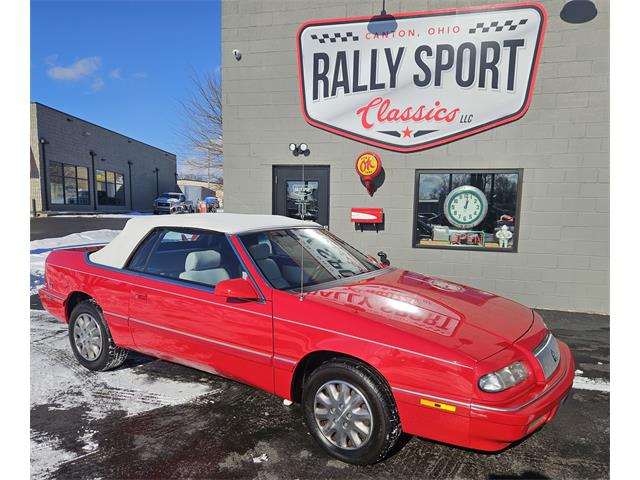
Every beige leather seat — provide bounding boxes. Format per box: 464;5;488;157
249;243;290;289
179;250;230;286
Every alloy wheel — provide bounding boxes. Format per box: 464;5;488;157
313;380;373;450
73;313;103;361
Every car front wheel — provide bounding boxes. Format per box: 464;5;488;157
302;359;402;465
68;300;128;371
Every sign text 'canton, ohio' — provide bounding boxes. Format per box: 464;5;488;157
297;3;546;152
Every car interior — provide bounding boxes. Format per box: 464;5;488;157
242;232;311;289
130;229;245;287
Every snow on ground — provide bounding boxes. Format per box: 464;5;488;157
572;371;610;392
30;309;218;478
30;228;221;478
30;310;216;419
30;229;120;294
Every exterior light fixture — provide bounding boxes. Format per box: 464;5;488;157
368;0;397;34
233;49;242;61
560;0;597;24
289;143;310;157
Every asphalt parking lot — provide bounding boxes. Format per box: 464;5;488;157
30;217;610;479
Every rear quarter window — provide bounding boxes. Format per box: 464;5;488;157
127;230;162;272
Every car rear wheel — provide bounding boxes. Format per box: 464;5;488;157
302;359;402;465
68;300;128;371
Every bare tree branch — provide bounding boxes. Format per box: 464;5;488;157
180;71;223;184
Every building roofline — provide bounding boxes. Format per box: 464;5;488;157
30;101;177;158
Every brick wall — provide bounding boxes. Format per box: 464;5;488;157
221;0;609;314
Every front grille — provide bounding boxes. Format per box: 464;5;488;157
157;202;170;207
533;333;561;379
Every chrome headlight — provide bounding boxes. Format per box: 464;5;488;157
478;361;529;393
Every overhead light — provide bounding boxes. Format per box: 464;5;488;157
368;0;397;34
560;0;598;24
289;143;311;157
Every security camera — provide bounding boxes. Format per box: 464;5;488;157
232;49;242;61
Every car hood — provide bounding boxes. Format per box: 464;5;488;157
157;197;179;202
304;268;534;363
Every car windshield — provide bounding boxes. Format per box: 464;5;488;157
161;193;181;199
240;228;381;291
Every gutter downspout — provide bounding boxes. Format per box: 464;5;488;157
89;150;97;211
127;160;134;209
39;138;50;212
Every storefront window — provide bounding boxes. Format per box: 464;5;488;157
413;169;522;251
49;161;90;205
96;169;125;206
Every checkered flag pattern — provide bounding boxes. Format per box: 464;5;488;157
310;31;359;44
468;19;528;34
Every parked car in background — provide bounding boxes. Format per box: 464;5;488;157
39;214;574;465
153;192;193;214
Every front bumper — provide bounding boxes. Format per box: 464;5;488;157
393;340;575;451
154;206;176;214
466;340;575;450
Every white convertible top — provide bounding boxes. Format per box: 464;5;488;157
90;213;319;269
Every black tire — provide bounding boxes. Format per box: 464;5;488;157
68;299;128;371
302;358;402;465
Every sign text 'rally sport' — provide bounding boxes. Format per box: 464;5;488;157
297;3;547;152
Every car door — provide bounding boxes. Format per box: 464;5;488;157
126;228;274;393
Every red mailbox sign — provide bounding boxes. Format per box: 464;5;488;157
351;208;384;223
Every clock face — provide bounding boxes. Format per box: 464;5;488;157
444;186;488;229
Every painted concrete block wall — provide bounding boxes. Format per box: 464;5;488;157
31;103;177;212
221;0;609;314
30;103;44;214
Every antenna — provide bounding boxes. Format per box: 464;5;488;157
300;161;305;301
381;0;386;15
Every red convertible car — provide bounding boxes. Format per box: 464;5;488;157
39;214;574;464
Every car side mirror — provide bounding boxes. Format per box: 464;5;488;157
377;251;390;266
214;278;260;300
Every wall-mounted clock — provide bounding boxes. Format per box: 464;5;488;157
444;186;488;229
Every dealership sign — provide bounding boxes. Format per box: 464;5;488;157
297;3;546;152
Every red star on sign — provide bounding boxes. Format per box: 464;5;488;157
402;126;413;138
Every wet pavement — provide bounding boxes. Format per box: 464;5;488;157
30;295;609;480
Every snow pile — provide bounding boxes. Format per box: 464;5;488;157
252;454;269;464
30;229;120;295
573;370;610;392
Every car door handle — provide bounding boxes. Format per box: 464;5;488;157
134;292;147;301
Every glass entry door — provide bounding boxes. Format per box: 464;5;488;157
272;166;330;227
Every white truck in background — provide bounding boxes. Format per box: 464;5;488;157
153;192;194;214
